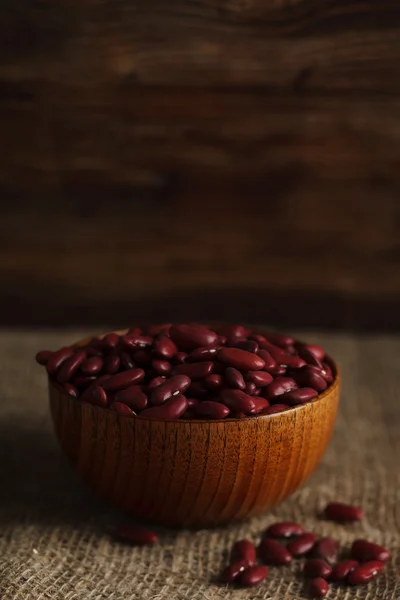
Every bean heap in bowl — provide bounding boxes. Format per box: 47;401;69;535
36;324;334;420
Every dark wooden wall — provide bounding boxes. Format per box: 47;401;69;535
1;1;399;329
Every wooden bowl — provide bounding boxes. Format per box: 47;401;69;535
49;332;340;527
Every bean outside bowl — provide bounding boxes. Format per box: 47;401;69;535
49;329;340;527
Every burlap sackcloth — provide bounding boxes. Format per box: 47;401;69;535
0;330;399;600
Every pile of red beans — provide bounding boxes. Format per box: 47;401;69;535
35;323;334;419
114;502;390;598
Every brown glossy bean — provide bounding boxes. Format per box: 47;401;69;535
256;349;278;371
249;397;270;414
235;340;259;353
259;538;292;565
152;335;177;360
63;383;78;397
187;382;208;398
308;577;329;598
35;350;53;365
239;565;268;587
91;385;109;408
104;354;120;374
265;522;304;538
231;540;257;566
102;369;145;393
287;533;317;556
113;401;136;415
81;356;103;376
194;401;230;419
57;350;87;383
263;377;298;400
347;561;384;585
220;389;256;413
225;367;246;390
351;539;389;563
280;387;319;406
245;371;273;387
173;361;214;380
265;333;294;347
303;559;332;579
151;375;191;405
46;347;74;376
312;538;338;565
147;376;166;390
295;367;327;392
169;324;218;350
120;352;136;370
103;332;120;349
324;502;364;523
140;393;188;419
217;348;265;371
204;374;223;390
115;386;148;411
261;403;290;415
329;560;358;582
173;351;188;364
132;350;152;365
151;359;172;376
221;560;248;583
115;524;158;545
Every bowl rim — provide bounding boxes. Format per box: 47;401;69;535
49;328;340;424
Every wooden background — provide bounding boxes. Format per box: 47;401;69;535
1;0;399;329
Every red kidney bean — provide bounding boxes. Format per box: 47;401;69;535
151;375;191;405
298;347;324;369
308;577;329;598
329;560;358;582
115;525;158;545
115;386;148;411
287;533;317;556
265;522;304;538
264;344;306;369
267;364;287;376
261;403;290;415
217;348;265;371
347;561;384;585
120;352;136;370
225;367;246;390
249;397;270;414
245;371;273;387
46;347;75;376
231;540;257;566
244;382;257;395
63;383;78;397
301;344;325;361
239;565;268;587
101;368;145;393
214;324;248;341
235;340;259;353
122;334;153;350
194;401;230;419
173;351;188;364
256;349;278;371
220;390;256;414
324;502;364;523
103;332;120;349
188;346;219;362
265;333;294;347
248;333;266;343
104;354;120;374
151;359;172;376
141;393;188;419
221;560;248;583
321;363;333;383
153;335;177;359
132;350;152;365
147;376;166;390
57;350;87;383
303;559;332;579
146;323;172;336
173;361;214;380
295;367;327;392
280;387;319;406
35;350;53;365
186;397;199;409
79;374;110;401
187;382;208;398
259;538;292;566
81;356;103;376
312;538;338;565
113;401;136;415
91;385;109;408
204;374;223;390
263;377;297;400
169;324;218;350
86;346;103;357
351;539;389;563
71;375;96;388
